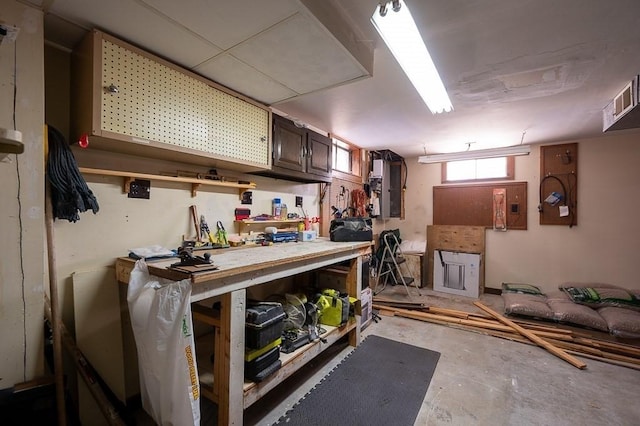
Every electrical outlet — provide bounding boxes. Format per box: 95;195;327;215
510;203;519;214
128;179;150;199
0;24;20;45
295;196;303;207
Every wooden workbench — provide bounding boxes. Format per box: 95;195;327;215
116;238;371;425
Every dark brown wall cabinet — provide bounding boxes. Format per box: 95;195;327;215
258;115;332;183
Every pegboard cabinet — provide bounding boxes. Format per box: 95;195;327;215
72;30;271;172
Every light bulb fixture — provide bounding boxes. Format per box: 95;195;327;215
378;3;388;17
371;0;453;114
418;145;531;164
0;127;23;160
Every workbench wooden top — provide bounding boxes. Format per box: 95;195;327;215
116;238;371;289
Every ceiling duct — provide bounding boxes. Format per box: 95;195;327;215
603;75;640;132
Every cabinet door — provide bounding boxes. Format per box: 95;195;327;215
272;116;306;172
307;130;333;178
73;30;270;171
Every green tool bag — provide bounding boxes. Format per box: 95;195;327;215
315;289;350;327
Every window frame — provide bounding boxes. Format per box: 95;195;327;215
330;135;362;183
441;156;515;184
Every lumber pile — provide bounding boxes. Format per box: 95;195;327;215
372;298;640;371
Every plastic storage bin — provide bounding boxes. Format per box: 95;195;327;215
245;302;286;349
244;346;281;382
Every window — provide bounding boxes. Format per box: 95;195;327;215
331;136;362;183
442;156;514;183
332;138;352;173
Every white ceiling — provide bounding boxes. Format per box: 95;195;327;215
32;0;640;157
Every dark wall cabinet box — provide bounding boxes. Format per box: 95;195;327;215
254;115;332;183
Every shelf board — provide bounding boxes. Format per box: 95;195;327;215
79;167;256;197
234;219;303;225
234;219;304;234
242;320;356;408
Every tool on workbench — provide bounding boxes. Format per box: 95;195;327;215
200;215;216;243
190;205;201;241
216;221;228;245
170;246;212;267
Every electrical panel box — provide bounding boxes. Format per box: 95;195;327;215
373;159;402;218
372;159;384;178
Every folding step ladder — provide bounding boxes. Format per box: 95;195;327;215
373;231;421;299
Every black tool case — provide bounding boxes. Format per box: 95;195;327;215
329;218;373;242
245;302;286;349
244;346;281;382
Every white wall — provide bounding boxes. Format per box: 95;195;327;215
0;2;45;389
390;131;640;292
52;148;321;329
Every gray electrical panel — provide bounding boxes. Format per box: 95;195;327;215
378;159;402;218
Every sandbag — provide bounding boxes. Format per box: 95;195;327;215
598;307;640;339
502;293;555;320
127;259;200;426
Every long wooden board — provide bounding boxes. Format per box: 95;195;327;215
474;302;587;369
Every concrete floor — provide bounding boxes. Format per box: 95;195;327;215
242;286;640;426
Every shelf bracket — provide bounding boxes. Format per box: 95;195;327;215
123;177;134;194
191;183;201;197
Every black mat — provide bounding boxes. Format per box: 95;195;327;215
275;335;440;426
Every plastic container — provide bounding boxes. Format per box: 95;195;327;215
245;302;286;349
245;358;281;382
244;346;280;380
245;337;282;362
272;198;282;219
311;217;320;235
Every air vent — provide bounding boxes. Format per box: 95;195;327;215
603;75;640;132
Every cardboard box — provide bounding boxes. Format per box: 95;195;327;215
298;230;317;242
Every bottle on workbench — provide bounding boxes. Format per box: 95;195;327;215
272;198;282;219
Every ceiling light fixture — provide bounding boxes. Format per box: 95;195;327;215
0;127;23;161
418;145;531;164
371;0;453;114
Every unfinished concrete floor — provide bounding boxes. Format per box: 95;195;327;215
243;285;640;426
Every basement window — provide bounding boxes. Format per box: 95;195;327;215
442;157;514;183
331;136;362;182
333;138;352;173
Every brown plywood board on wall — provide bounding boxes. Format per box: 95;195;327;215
426;225;485;292
539;143;578;226
433;182;527;230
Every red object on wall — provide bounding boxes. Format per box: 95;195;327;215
78;133;89;148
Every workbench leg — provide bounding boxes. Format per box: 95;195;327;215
346;256;362;347
217;289;246;425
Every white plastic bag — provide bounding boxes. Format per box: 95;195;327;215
127;259;201;426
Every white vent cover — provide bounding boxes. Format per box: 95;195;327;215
603;75;640;132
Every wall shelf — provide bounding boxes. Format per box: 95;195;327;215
79;167;256;197
234;219;303;234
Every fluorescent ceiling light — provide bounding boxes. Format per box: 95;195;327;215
418;145;531;164
371;0;453;114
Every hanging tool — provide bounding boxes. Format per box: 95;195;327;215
216;221;228;245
